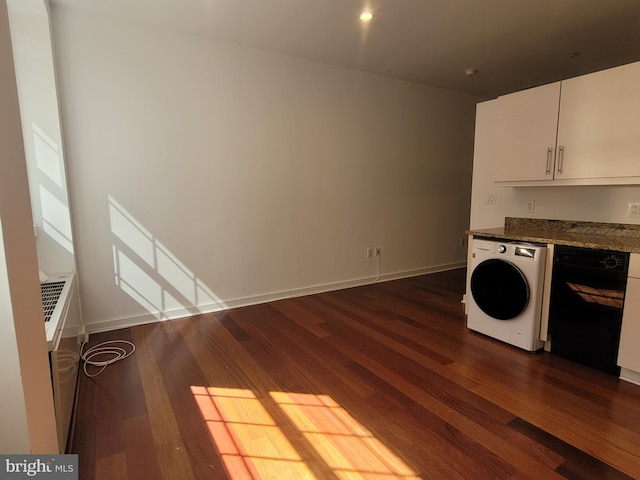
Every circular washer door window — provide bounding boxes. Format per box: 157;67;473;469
470;258;530;320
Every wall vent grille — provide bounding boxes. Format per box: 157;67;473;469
41;281;65;323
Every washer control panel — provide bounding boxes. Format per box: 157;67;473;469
472;239;542;260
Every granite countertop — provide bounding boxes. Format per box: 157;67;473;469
467;218;640;254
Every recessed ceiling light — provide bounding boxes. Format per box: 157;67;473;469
360;12;374;22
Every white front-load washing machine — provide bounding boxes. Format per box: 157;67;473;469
467;238;547;351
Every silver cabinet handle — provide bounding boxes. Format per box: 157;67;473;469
557;145;564;174
546;147;553;174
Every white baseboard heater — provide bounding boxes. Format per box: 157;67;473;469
41;272;81;453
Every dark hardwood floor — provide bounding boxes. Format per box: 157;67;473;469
71;268;640;479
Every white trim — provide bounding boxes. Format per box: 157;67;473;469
620;367;640;386
494;176;640;187
85;262;466;334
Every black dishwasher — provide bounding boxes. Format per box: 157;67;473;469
548;245;629;375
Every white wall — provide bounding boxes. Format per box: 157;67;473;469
51;7;481;332
470;99;640;230
0;0;58;453
8;0;75;276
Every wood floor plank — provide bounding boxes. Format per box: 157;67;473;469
145;325;225;480
95;451;127;480
509;418;633;480
122;414;162;480
71;268;640;479
93;357;125;460
130;324;196;480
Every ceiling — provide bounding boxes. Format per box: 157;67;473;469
49;0;640;99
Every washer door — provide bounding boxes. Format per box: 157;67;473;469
471;258;530;320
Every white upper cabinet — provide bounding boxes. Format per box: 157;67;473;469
494;82;561;182
494;61;640;185
556;62;640;180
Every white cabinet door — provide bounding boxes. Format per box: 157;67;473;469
556;62;640;180
618;254;640;372
494;82;561;182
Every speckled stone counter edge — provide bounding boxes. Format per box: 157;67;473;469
505;217;640;238
467;218;640;254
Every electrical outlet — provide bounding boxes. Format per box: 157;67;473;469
459;236;466;247
375;247;381;257
484;192;497;204
525;200;535;214
628;202;640;218
366;248;374;258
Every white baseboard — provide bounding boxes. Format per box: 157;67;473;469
620;367;640;386
85;262;466;335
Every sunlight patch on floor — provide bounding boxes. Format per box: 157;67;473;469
192;386;419;479
192;386;315;479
